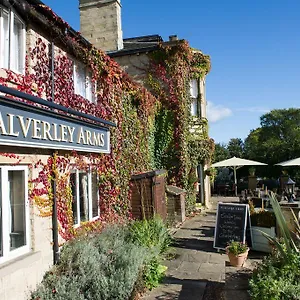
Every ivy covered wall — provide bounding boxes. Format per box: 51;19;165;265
0;4;158;240
146;42;214;211
0;2;214;241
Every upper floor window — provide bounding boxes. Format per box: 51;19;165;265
73;62;95;103
190;79;198;99
0;7;25;73
70;170;99;226
190;79;199;117
0;166;30;264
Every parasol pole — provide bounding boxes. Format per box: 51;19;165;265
234;166;237;196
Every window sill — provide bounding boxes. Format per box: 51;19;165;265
0;251;42;277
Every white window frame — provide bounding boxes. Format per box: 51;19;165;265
0;166;30;264
190;79;199;117
190;79;198;99
71;170;99;226
0;6;26;74
73;61;96;103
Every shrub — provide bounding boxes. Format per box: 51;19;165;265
129;216;171;290
250;210;276;228
31;226;148;300
143;258;168;290
250;250;300;300
249;192;300;299
31;219;172;300
129;215;172;255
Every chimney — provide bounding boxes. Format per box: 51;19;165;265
169;35;178;42
79;0;123;52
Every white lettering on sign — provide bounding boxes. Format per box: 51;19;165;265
0;112;107;150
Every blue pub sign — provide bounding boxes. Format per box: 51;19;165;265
0;98;110;154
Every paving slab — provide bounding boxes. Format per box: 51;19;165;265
223;252;264;300
143;197;227;300
142;196;266;300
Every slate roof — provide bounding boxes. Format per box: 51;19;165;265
109;34;185;58
108;34;163;57
123;34;163;50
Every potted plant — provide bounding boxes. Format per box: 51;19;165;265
226;241;249;267
249;203;276;253
249;167;256;176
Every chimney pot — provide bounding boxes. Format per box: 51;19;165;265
169;35;178;42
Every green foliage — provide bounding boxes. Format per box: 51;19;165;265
250;192;300;300
143;258;168;290
147;42;213;213
250;250;300;300
213;143;230;163
244;108;300;179
184;184;197;214
250;210;276;228
129;217;171;290
31;226;148;300
262;192;299;260
227;138;244;158
248;166;256;175
129;216;173;255
152;109;175;170
144;260;168;290
191;51;211;79
226;241;248;256
188;137;215;167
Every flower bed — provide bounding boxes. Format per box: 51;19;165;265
30;217;172;300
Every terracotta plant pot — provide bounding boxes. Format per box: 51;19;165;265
226;247;249;267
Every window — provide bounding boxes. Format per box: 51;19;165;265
70;170;99;225
73;62;95;103
190;79;199;117
190;79;198;98
0;7;25;73
0;166;30;263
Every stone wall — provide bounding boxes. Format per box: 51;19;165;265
0;17;80;300
0;153;53;300
114;53;150;85
79;0;123;52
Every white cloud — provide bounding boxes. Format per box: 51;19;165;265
235;107;270;113
207;101;232;123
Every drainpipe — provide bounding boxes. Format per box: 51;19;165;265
197;164;205;205
197;78;205;205
50;41;59;265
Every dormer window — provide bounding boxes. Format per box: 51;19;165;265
73;62;95;103
190;79;198;117
0;7;25;73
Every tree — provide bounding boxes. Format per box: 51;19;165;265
244;108;300;179
213;143;230;163
227;138;244;158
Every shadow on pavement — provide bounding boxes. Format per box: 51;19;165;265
173;237;219;253
150;276;224;300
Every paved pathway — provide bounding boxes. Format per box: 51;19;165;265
143;197;261;300
143;197;233;300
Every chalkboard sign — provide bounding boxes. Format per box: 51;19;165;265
214;203;250;250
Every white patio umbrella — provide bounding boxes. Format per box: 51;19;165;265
275;157;300;167
211;156;267;196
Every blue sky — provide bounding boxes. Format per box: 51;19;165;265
43;0;300;144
